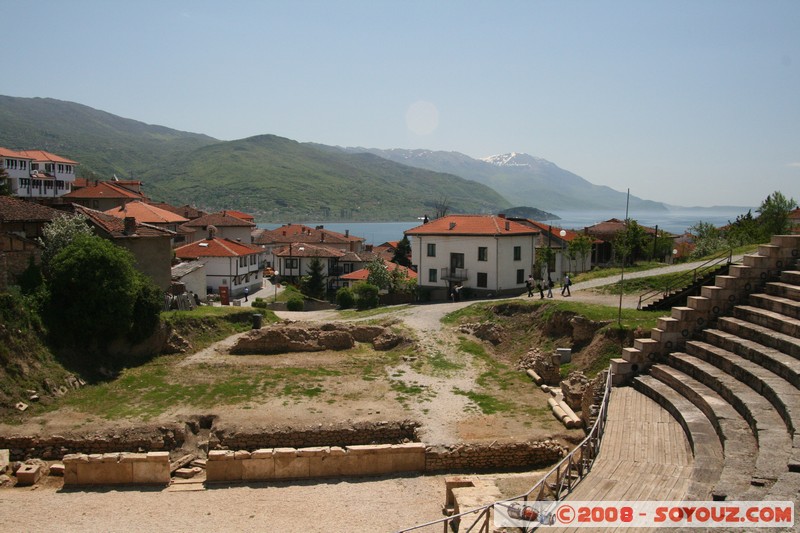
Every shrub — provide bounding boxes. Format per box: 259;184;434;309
286;296;304;311
353;282;379;310
336;287;355;309
251;298;268;309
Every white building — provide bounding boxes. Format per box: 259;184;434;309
1;147;78;199
405;214;539;300
174;235;265;299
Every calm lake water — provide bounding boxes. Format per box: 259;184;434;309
258;206;754;246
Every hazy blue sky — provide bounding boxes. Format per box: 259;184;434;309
3;1;798;207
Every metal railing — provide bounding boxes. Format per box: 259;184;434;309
440;267;468;282
637;249;733;310
396;370;614;533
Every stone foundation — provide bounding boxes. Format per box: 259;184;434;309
62;451;170;486
425;441;566;472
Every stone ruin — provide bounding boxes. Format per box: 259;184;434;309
517;347;561;386
457;322;504;345
560;371;589;411
230;322;407;355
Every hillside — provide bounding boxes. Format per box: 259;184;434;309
0;96;510;221
337;147;667;213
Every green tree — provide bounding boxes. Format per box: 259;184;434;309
613;219;648;265
0;168;10;196
689;221;726;259
567;234;593;273
44;234;155;352
353;282;380;310
724;210;761;247
756;191;797;239
534;246;555;279
300;257;326;299
392;236;412;267
38;212;94;278
335;287;355;309
366;258;392;290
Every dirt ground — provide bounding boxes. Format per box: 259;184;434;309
0;288;630;532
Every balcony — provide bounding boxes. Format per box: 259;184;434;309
440;267;468;282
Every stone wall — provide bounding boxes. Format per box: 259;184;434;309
425;441;567;472
206;443;426;482
0;425;186;461
63;451;170;486
212;420;420;450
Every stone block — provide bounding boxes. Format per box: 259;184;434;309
80;461;133;485
273;449;309;480
251;449;273;459
390;444;426;472
346;445;393;475
242;458;275;481
49;463;65;476
15;463;42;485
64;462;78;485
234;450;251;460
206;456;243;482
208;450;232;461
132;458;170;485
0;449;8;474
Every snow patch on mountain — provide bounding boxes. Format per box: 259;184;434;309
480;152;551;168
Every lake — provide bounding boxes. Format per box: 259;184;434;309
258;206;754;246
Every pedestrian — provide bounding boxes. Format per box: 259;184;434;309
561;274;571;297
526;275;533;297
537;279;544;299
546;276;554;298
244;286;249;301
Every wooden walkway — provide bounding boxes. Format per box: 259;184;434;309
550;386;694;532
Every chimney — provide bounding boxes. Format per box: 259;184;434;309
505;221;510;231
207;225;217;240
449;222;456;230
123;216;136;236
498;213;506;219
345;229;349;237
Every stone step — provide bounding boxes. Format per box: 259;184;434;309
632;375;723;500
717;316;800;361
749;293;800;319
649;364;757;500
766;281;800;302
733;305;800;338
781;270;800;285
665;352;791;484
686;339;800;435
706;324;800;386
743;253;771;269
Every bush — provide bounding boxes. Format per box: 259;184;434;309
353;282;379;310
286;296;304;311
127;279;163;343
251;298;268;309
336;287;355;309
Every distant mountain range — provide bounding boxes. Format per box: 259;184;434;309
0;95;666;221
336;148;667;212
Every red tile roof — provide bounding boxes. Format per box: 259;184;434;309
183;211;256;228
254;223;364;245
0;196;62;223
104;200;189;224
175;237;262;259
274;243;346;258
73;204;174;238
224;209;255;222
405;214;539;236
0;147;33;160
148;203;208;220
341;262;417;281
16;150;78;165
62;181;146;200
584;218;659;238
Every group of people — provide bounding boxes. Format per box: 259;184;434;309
526;273;571;299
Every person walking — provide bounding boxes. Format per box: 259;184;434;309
561;274;571;297
244;286;249;301
546;276;554;298
526;275;534;297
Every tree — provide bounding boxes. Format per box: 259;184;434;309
0;168;10;196
613;219;648;265
392;236;412;267
534;246;554;279
756;191;797;239
567;234;593;273
689;221;726;259
353;282;379;310
300;257;326;299
366;258;392;290
38;212;94;278
724;210;761;247
44;234;157;352
432;195;450;219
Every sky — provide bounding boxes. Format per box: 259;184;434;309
3;0;799;208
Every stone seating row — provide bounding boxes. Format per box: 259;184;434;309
612;235;800;501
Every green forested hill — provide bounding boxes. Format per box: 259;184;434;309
0;96;510;221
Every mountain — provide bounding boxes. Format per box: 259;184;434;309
0;96;510;221
337;148;667;213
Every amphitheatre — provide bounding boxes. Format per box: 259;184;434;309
1;234;798;532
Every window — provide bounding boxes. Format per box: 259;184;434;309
286;258;299;269
478;247;488;261
250;255;257;265
428;268;437;283
516;269;524;284
477;272;488;288
513;246;522;261
427;243;436;257
239;257;247;267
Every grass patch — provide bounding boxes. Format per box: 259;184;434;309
337;304;411;319
453;387;514;415
572;262;668;284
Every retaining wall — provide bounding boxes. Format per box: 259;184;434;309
62;451;170;486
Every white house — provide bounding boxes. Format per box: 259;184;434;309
180;211;256;245
274;242;345;285
174;235;265;299
254;223;365;269
1;147;78;199
405;214;539;300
